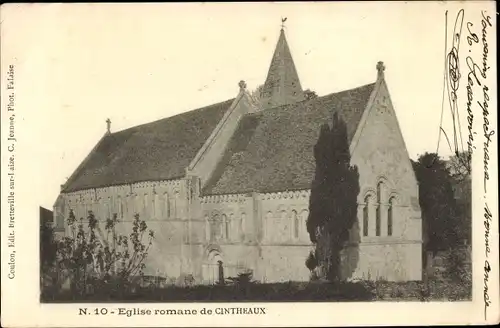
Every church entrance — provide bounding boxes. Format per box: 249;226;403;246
202;250;224;285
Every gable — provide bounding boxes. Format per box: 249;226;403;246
187;91;257;187
350;80;419;206
203;83;376;195
62;99;234;193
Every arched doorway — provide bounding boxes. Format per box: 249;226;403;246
202;249;224;284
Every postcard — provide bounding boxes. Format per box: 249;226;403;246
1;2;498;327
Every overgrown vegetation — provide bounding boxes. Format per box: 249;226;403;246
412;152;464;254
306;113;360;281
41;210;154;301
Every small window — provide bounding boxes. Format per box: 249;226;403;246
292;210;299;239
118;197;123;218
223;214;229;240
143;194;149;218
363;195;371;237
375;206;381;236
376;182;383;236
240;213;246;240
363;206;369;236
388;198;394;236
210;214;220;242
164;193;169;218
151;194;155;216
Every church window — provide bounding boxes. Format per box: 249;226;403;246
151;194;156;217
281;210;288;241
143;194;149;218
183;221;189;243
376;182;383;236
375;206;381;236
123;196;129;218
163;193;169;218
210;214;221;242
107;196;112;219
223;214;229;241
117;196;123;218
363;195;371;237
172;190;179;218
153;193;161;219
229;213;234;241
134;194;140;215
388;197;394;236
300;209;309;240
240;213;246;240
292;210;299;239
205;215;210;242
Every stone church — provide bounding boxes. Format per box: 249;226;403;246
53;27;423;284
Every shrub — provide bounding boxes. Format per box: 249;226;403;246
305;251;318;272
226;270;255;287
43;210;154;299
444;247;470;282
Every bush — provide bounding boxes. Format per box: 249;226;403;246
444;247;470;282
41;210;154;299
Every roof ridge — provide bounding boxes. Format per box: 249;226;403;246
109;98;235;136
256;82;377;114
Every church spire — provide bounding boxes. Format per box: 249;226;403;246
260;23;304;109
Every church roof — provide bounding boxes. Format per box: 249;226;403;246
62;99;234;193
203;82;376;195
62;27;379;195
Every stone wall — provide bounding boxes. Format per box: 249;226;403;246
56;178;194;279
349;79;423;281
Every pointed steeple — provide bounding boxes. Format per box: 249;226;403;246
261;26;304;109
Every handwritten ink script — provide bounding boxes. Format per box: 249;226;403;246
443;9;494;320
464;11;494;193
471;10;494;321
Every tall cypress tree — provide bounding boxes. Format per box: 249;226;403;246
307;112;360;281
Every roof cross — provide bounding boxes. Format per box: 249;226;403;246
376;61;385;80
106;118;111;135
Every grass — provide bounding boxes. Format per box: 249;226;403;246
41;278;471;303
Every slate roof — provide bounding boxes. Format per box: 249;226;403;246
63;99;235;193
203;83;376;195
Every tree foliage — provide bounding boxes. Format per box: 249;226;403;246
412;153;462;254
304;89;318;100
40;223;59;290
447;151;471;181
448;151;472;245
306;112;360;281
251;85;318;106
305;250;318;272
43;210;154;297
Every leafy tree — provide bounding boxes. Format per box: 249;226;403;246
304;89;318;100
251;85;318;105
50;210;154;297
412;153;461;255
306;112;360;281
40;223;59;291
447;151;472;245
447;151;471;181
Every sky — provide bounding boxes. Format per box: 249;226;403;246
1;2;494;209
